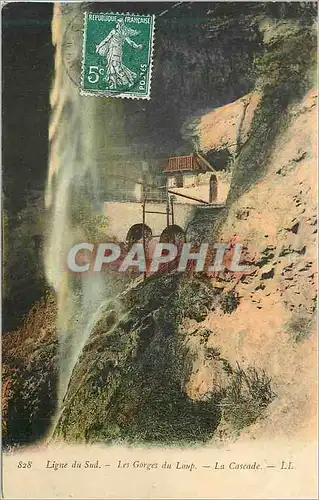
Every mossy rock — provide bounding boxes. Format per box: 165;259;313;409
54;273;222;444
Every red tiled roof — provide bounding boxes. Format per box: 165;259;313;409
162;154;209;173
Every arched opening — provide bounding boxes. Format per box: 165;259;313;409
175;174;184;188
126;223;152;248
160;224;185;245
209;174;218;203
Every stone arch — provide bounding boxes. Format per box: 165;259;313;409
209;174;218;203
160;224;185;245
126;223;152;247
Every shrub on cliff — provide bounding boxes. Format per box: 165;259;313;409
220;362;276;430
228;10;316;203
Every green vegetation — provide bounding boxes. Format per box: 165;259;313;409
54;273;223;445
177;277;219;322
70;196;108;242
220;362;276;430
54;270;276;444
285;314;313;343
220;290;240;314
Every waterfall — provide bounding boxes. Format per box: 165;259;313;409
44;4;132;413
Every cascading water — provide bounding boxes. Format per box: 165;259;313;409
45;4;137;420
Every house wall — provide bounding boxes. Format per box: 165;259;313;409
183;173;197;187
166;171;231;204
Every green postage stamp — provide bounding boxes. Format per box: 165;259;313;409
81;12;155;99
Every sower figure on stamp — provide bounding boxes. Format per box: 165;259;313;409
96;19;143;89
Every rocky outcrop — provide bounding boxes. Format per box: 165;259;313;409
189;88;317;441
2;293;58;448
54;274;224;444
197;91;261;156
54;267;278;444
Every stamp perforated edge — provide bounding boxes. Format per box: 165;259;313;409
80;11;155;100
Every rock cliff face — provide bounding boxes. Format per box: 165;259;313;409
54;274;224;444
186;87;317;441
2;293;58;447
197;91;261;157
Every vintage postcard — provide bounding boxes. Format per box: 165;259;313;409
2;1;318;499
